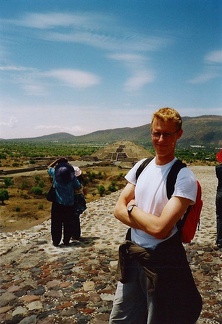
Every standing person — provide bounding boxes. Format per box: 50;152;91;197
109;108;202;324
215;150;222;249
48;158;81;246
72;166;87;240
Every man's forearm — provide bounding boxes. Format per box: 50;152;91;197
114;205;142;229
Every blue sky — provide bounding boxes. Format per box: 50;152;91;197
0;0;221;139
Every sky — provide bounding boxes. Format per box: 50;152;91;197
0;0;221;139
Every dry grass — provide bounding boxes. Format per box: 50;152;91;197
0;164;129;232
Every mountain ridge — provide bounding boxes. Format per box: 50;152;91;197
1;115;221;146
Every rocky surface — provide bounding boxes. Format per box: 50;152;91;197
0;166;221;324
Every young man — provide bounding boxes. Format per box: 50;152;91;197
109;108;202;324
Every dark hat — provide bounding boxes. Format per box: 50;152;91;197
55;163;75;183
216;150;222;163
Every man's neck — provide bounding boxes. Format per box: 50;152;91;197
155;155;175;166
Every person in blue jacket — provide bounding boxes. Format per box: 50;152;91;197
48;157;81;246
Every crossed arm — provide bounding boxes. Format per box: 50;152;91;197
114;182;192;239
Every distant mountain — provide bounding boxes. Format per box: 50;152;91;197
1;115;222;147
180;115;222;146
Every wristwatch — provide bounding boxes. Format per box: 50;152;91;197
128;204;136;213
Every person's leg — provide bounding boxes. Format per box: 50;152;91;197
63;206;75;245
216;191;222;247
72;212;81;239
109;261;148;324
145;279;156;324
51;203;62;246
152;251;202;323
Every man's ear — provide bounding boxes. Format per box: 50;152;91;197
177;129;183;139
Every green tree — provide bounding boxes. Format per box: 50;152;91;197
21;180;29;190
4;177;14;188
108;181;117;192
97;185;105;197
117;173;124;180
29;159;35;164
35;176;40;182
38;180;45;188
31;187;43;195
0;189;9;204
87;171;96;182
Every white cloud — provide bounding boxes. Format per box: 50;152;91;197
188;49;222;84
109;53;154;91
21;82;48;96
0;64;49;96
3;12;170;53
109;53;148;64
0;116;18;128
36;124;86;135
0;65;34;71
1;11;170;94
17;12;110;30
188;68;220;84
21;12;85;29
46;69;100;88
44;30;169;53
125;71;154;91
0;64;100;94
205;50;222;64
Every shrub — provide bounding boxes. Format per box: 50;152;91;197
21;180;29;190
0;153;6;159
4;177;14;188
0;189;9;204
29;159;35;164
97;171;104;179
87;171;96;182
97;185;105;197
12;162;20;167
35;176;40;182
117;173;124;180
20;192;29;199
31;187;43;195
108;181;117;192
38;180;45;188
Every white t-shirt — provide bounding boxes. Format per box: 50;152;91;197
125;157;197;249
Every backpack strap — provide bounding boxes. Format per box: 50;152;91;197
136;157;153;180
166;159;186;199
166;159;189;231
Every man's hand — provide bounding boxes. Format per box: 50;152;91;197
127;199;136;209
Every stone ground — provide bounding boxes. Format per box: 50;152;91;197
0;166;221;324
